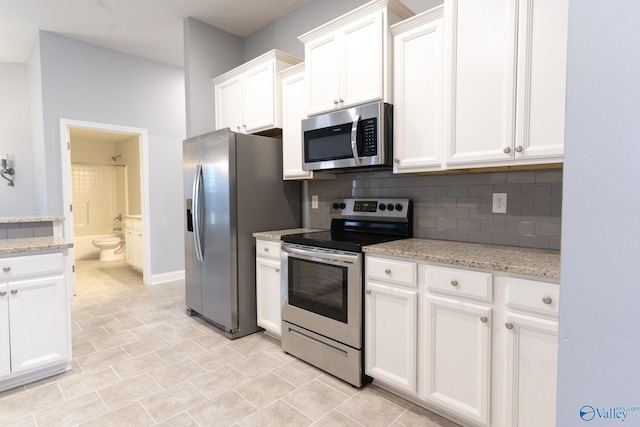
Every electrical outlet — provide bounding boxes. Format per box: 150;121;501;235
312;195;319;209
492;193;507;214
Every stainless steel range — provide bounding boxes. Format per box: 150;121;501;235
280;198;412;387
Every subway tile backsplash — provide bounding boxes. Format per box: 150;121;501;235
307;168;562;250
0;222;54;239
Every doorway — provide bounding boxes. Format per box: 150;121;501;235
59;119;150;287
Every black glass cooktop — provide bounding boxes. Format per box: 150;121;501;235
281;227;409;253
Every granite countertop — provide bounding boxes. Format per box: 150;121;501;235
363;238;560;280
253;228;323;241
0;236;74;255
0;216;65;224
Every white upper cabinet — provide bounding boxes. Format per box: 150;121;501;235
213;50;302;134
443;0;518;167
391;7;445;173
299;0;414;116
514;0;569;162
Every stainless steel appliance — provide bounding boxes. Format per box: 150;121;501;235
281;198;412;386
183;128;300;339
301;101;392;171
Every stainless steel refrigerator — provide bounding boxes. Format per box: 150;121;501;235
183;128;300;339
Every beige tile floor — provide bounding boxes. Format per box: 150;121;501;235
0;259;459;427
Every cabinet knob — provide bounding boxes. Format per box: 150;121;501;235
542;295;552;305
394;158;400;164
450;279;458;287
236;125;241;130
2;266;9;273
384;268;391;275
515;145;523;153
505;322;514;330
333;100;339;105
503;147;511;154
10;289;18;295
366;289;372;295
0;291;6;296
275;267;280;273
338;98;344;104
264;247;269;253
480;316;488;323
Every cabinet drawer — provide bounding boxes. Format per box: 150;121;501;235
367;256;417;287
506;278;560;317
0;253;64;280
424;266;492;302
256;240;281;260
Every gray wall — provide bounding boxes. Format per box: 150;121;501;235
184;18;244;138
0;64;36;215
36;32;186;278
557;0;640;424
308;168;562;250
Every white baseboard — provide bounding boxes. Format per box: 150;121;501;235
148;269;185;285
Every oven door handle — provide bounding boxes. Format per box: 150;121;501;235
283;246;359;264
350;114;361;166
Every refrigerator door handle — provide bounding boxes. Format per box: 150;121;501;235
192;164;204;261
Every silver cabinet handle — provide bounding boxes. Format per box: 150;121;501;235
505;322;514;330
10;289;18;295
515;145;523;152
480;316;488;323
384;268;391;275
0;291;6;296
275;267;280;273
503;147;511;154
542;296;552;305
2;267;9;273
366;289;372;295
450;279;458;287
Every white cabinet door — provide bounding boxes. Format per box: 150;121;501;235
125;219;133;265
504;312;558;427
8;275;70;375
132;225;143;271
444;0;518;167
243;62;276;133
256;257;282;337
514;0;568;161
340;11;384;109
421;294;492;426
393;10;444;173
215;76;243;132
306;33;341;115
0;284;9;380
365;281;418;394
281;67;313;180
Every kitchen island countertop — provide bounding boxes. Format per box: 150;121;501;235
0;236;74;255
364;238;560;280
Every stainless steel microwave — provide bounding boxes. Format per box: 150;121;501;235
301;101;392;171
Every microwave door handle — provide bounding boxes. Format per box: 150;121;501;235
350;114;361;166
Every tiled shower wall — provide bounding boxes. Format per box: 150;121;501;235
307;168;562;250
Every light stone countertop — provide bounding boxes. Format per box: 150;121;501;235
0;236;74;255
253;228;323;241
0;216;65;224
363;238;560;280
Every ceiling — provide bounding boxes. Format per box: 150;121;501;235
0;0;309;68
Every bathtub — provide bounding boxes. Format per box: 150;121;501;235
74;233;125;260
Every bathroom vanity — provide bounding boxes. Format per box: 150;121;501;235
0;217;74;392
124;215;143;271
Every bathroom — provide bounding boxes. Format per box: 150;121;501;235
69;127;142;267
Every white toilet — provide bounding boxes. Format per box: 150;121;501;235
92;236;125;261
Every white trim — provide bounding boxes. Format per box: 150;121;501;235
149;270;185;285
59;119;151;285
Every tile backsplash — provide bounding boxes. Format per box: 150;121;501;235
307;168;562;250
0;222;54;239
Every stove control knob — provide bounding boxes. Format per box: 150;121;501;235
378;203;386;211
386;203;395;211
332;202;340;210
339;202;346;209
395;203;403;211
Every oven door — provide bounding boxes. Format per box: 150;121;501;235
281;244;362;349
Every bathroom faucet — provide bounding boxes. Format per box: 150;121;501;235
113;225;123;231
114;214;122;221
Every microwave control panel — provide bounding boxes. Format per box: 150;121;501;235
362;118;377;156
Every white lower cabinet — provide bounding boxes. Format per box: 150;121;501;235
0;252;71;390
255;239;283;337
365;255;559;427
125;217;143;271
